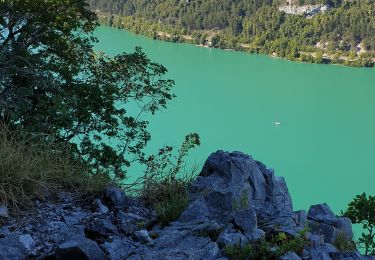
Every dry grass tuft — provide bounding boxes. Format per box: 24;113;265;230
0;127;110;211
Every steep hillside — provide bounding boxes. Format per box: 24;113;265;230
88;0;375;66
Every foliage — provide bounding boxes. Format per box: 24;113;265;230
154;187;189;227
343;193;375;255
0;0;175;180
89;0;375;66
225;229;310;260
333;230;357;252
225;244;255;260
0;127;110;210
132;133;200;226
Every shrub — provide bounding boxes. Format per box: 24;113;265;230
225;229;310;260
343;193;375;255
132;133;200;226
225;244;255;260
154;184;190;227
273;230;310;256
333;230;357;252
0;127;110;210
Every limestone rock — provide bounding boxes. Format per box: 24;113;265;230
0;235;27;260
102;237;137;260
0;205;9;218
307;204;353;244
18;234;35;252
103;186;127;209
133;230;153;244
55;236;106;260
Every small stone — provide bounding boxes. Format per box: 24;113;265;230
280;251;301;260
103;186;127;209
133;230;153;244
0;205;9;218
56;236;105;260
95;199;109;214
85;218;118;238
18;234;35;251
102;237;136;260
0;227;11;237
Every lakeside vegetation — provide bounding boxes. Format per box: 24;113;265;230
88;0;375;67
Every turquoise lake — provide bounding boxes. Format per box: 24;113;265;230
94;26;375;216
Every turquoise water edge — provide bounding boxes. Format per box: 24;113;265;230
94;26;375;219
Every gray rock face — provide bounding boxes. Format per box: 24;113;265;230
307;204;353;244
178;151;295;245
191;151;293;218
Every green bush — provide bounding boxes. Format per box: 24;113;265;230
0;127;110;211
343;193;375;255
132;133;200;226
225;229;310;260
225;244;255;260
155;184;189;227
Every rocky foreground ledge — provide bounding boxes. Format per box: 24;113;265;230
0;151;374;259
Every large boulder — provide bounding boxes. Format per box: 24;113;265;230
190;151;293;218
308;204;353;243
179;151;294;243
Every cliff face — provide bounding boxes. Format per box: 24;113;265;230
0;151;371;259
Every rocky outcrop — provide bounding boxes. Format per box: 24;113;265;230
0;151;373;259
279;3;329;18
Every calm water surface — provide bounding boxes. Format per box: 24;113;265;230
94;26;375;215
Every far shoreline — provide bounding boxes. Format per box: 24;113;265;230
96;13;375;69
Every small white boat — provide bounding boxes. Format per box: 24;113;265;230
274;121;281;126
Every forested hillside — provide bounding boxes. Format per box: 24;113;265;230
88;0;375;66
